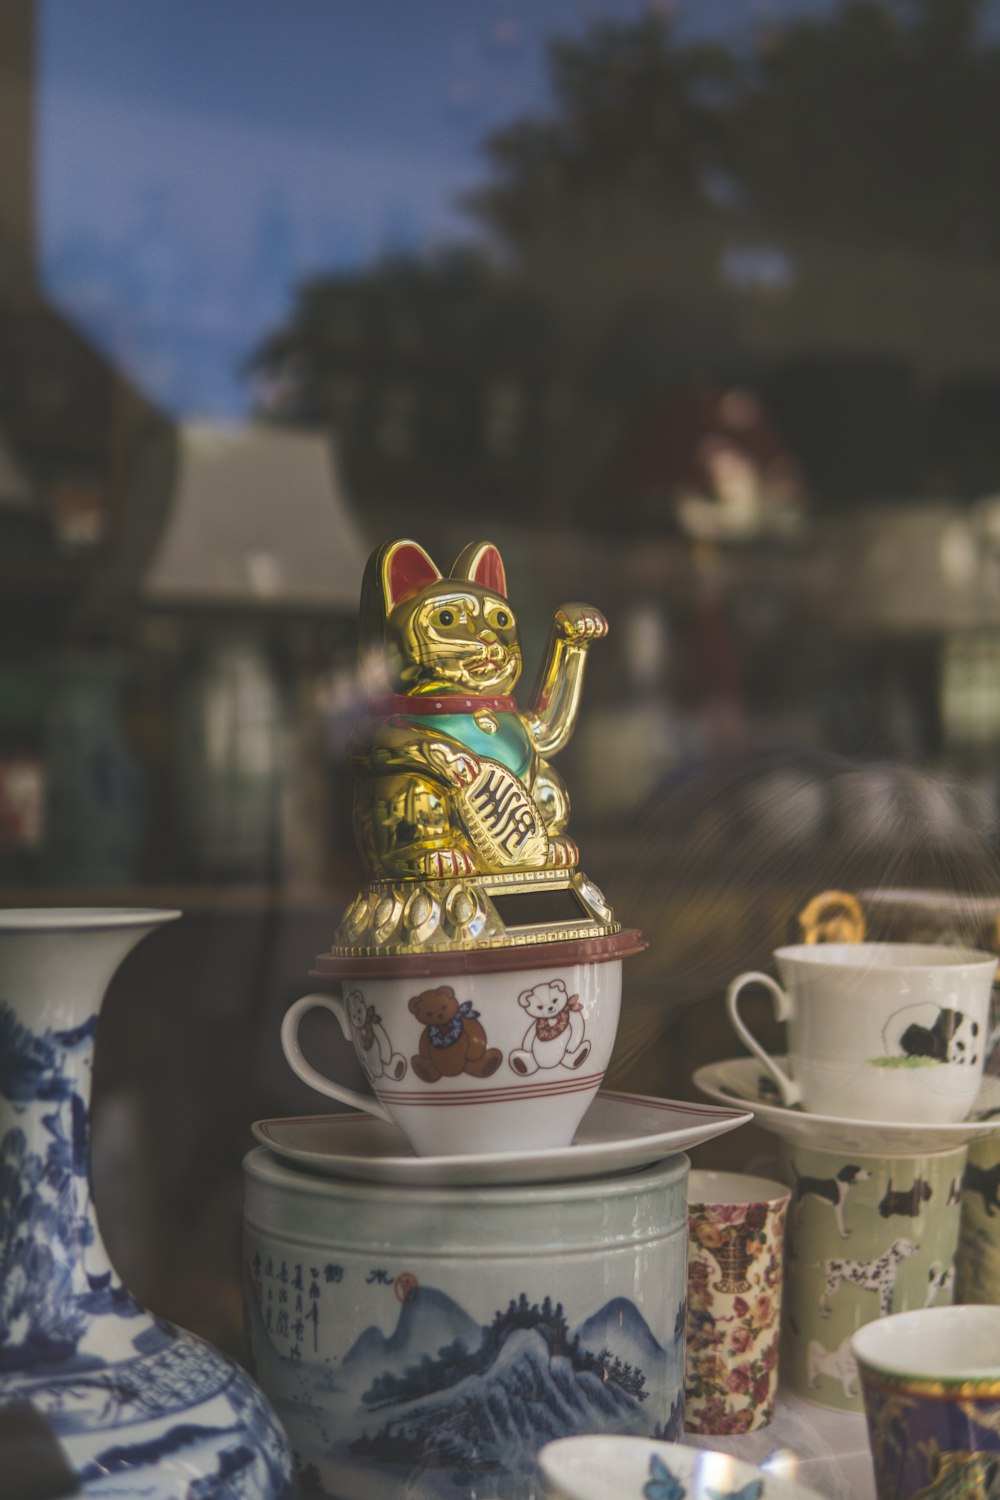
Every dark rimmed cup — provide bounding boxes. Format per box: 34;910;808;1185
853;1304;1000;1500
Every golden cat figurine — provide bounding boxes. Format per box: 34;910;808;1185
349;537;607;880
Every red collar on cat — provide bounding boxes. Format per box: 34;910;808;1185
369;693;517;716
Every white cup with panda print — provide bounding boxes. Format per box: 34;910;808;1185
726;942;997;1124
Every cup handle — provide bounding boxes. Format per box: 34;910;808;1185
280;991;395;1123
725;971;801;1108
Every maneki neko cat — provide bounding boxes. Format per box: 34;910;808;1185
352;537;606;880
330;537;619;958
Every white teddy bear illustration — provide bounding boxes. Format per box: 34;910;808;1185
346;990;406;1081
508;979;591;1075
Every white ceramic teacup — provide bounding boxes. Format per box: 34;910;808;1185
281;953;622;1157
537;1435;826;1500
726;942;996;1123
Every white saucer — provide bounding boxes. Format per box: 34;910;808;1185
251;1090;753;1187
694;1055;1000;1155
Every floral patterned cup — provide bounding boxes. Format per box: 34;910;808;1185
685;1169;789;1435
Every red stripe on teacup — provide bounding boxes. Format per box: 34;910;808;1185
381;1070;604;1102
384;1073;605;1106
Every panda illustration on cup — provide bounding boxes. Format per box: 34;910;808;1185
508;979;591;1075
880;1003;980;1068
346;989;407;1082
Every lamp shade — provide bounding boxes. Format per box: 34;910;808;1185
142;421;367;610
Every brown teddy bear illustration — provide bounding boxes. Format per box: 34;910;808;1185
408;985;502;1082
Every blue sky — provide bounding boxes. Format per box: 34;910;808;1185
37;0;837;416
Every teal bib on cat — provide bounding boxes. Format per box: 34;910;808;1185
399;712;533;779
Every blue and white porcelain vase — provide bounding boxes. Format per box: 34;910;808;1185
0;907;294;1498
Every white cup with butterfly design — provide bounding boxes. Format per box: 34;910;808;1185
536;1434;827;1499
280;942;632;1158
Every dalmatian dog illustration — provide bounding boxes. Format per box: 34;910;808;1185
345;990;406;1082
807;1332;858;1399
508;979;591;1075
879;1175;933;1219
819;1238;919;1319
924;1260;955;1306
963;1159;1000;1217
791;1162;871;1239
882;1004;980;1066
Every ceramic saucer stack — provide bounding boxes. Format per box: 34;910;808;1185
695;1057;1000;1415
245;1092;752;1500
695;1057;1000;1159
252;1090;752;1187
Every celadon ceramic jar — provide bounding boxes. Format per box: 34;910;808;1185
243;1148;689;1500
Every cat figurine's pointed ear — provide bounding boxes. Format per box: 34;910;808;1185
358;539;443;689
449;541;508;599
380;539;442;609
361;538;442;623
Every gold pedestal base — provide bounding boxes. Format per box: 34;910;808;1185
331;867;619;960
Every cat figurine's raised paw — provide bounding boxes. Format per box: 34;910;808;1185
349;538;607;880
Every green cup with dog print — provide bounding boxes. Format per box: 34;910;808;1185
956;1129;1000;1302
778;1140;967;1413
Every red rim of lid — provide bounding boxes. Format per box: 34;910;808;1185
311;928;647;979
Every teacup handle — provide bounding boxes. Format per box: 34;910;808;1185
725;971;801;1108
281;992;394;1123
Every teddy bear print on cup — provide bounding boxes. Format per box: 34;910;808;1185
508;979;592;1076
408;985;503;1082
345;990;407;1083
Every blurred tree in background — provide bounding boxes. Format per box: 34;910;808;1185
737;0;1000;256
253;0;1000;520
467;15;736;244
